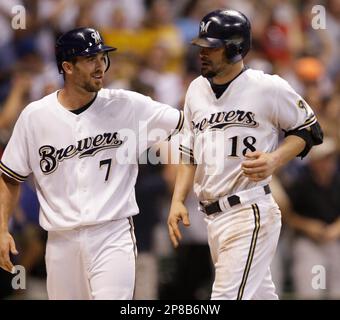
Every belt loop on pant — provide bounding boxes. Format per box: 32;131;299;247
200;184;271;216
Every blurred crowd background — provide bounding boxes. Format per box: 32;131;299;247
0;0;340;300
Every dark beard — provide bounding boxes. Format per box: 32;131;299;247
201;68;217;78
83;82;101;92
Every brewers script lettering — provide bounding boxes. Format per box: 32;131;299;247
39;132;124;174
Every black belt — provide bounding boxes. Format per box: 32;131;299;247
200;185;271;215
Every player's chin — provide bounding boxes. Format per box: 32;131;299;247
89;79;103;91
201;67;216;78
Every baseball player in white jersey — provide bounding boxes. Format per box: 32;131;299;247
168;9;323;300
0;27;183;299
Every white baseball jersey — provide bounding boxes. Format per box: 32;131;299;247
0;88;183;231
180;68;317;202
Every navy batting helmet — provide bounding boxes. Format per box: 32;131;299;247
55;27;117;74
191;9;251;63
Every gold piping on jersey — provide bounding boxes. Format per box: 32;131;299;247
294;114;317;131
0;161;28;182
167;110;184;141
179;144;193;156
237;203;260;300
179;145;195;163
128;217;137;299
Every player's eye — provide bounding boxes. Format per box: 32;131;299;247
86;56;96;61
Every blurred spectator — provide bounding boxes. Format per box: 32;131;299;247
102;0;185;73
0;176;47;300
324;0;340;80
104;53;141;90
0;0;20;73
321;94;340;151
134;161;167;299
260;0;303;69
141;0;185;72
0;73;31;131
175;0;211;44
294;57;325;84
92;0;145;30
132;81;166;300
139;42;184;106
292;56;333;99
269;175;293;297
37;0;81;33
299;1;333;66
286;138;340;299
10;177;48;299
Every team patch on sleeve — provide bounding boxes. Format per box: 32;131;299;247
0;161;28;182
167;110;184;140
297;99;306;109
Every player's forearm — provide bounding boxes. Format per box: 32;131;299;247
0;176;20;232
171;163;196;203
271;135;306;169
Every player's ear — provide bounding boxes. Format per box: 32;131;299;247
61;61;73;75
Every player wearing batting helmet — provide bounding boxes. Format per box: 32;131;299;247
168;9;323;300
0;27;183;299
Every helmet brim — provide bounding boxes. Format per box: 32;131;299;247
191;37;224;48
79;44;117;56
100;45;117;52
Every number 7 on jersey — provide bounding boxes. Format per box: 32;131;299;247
99;159;112;181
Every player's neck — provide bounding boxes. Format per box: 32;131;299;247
212;61;244;85
58;85;97;111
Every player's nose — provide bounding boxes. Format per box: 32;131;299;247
199;47;211;59
93;56;106;72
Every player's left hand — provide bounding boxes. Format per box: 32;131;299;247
241;151;279;182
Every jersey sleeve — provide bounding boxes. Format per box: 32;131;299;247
130;92;183;152
179;93;195;164
274;76;317;132
0;111;31;182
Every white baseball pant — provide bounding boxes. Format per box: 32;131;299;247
205;193;281;300
45;217;137;300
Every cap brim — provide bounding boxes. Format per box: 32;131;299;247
191;37;224;48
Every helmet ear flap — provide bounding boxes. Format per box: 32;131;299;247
104;52;110;73
225;42;242;64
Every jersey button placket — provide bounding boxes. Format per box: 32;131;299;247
75;119;87;216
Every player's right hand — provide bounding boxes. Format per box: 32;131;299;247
0;231;18;273
167;201;190;248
